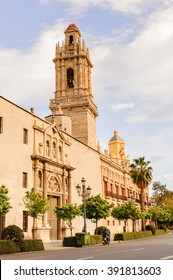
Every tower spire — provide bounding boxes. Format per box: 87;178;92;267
49;24;98;148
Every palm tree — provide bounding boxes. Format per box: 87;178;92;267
129;157;153;230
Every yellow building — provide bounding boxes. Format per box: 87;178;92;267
0;24;149;240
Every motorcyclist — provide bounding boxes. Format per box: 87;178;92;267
102;228;110;244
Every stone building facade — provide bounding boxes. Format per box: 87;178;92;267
0;24;149;240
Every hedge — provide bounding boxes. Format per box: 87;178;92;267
114;231;153;241
0;240;20;254
114;229;169;241
0;239;44;255
63;234;103;247
17;239;44;252
90;235;102;245
155;229;169;236
63;236;77;247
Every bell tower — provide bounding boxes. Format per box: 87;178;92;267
49;23;98;148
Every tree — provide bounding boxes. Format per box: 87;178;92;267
23;188;50;239
128;201;142;232
54;204;81;236
145;205;172;228
165;196;173;209
111;201;141;232
151;181;173;207
81;194;112;230
0;185;12;215
170;208;173;226
129;156;153;230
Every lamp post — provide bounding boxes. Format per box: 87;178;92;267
76;178;91;232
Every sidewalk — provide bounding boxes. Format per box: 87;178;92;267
43;240;69;251
43;240;118;251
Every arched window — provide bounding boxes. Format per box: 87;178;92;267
67;68;74;88
59;146;62;161
38;171;43;189
52;141;56;158
46;140;50;157
69;35;74;44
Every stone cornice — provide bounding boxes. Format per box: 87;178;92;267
31;154;75;172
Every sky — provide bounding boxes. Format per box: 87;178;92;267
1;0;173;193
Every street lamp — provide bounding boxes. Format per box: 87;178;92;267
76;178;91;232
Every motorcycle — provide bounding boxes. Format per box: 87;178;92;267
102;236;110;245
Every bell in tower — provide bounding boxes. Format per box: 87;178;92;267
49;23;98;149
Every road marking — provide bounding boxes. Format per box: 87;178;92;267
160;255;173;260
132;248;144;251
78;256;94;260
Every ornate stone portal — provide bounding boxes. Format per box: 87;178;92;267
32;120;74;240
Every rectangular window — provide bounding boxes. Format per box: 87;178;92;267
23;128;28;144
23;172;28;188
104;181;108;197
23;211;28;232
0;117;3;133
110;183;113;195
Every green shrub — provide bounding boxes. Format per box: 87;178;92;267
0;240;20;254
63;236;77;247
0;239;44;254
158;224;167;232
155;229;168;236
95;226;110;236
1;225;24;242
18;239;44;252
145;224;156;235
90;235;102;245
114;233;124;241
114;231;153;241
63;235;103;247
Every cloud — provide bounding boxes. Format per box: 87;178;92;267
0;21;66;114
111;103;135;111
90;5;173;123
164;173;173;182
150;156;165;164
126;99;173;123
1;1;173;126
39;0;160;15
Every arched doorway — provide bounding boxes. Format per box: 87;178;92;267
47;175;62;240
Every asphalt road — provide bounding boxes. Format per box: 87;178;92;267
1;232;173;260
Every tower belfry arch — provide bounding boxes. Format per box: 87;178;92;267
49;23;98;148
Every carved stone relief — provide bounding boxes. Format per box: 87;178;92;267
48;175;60;193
